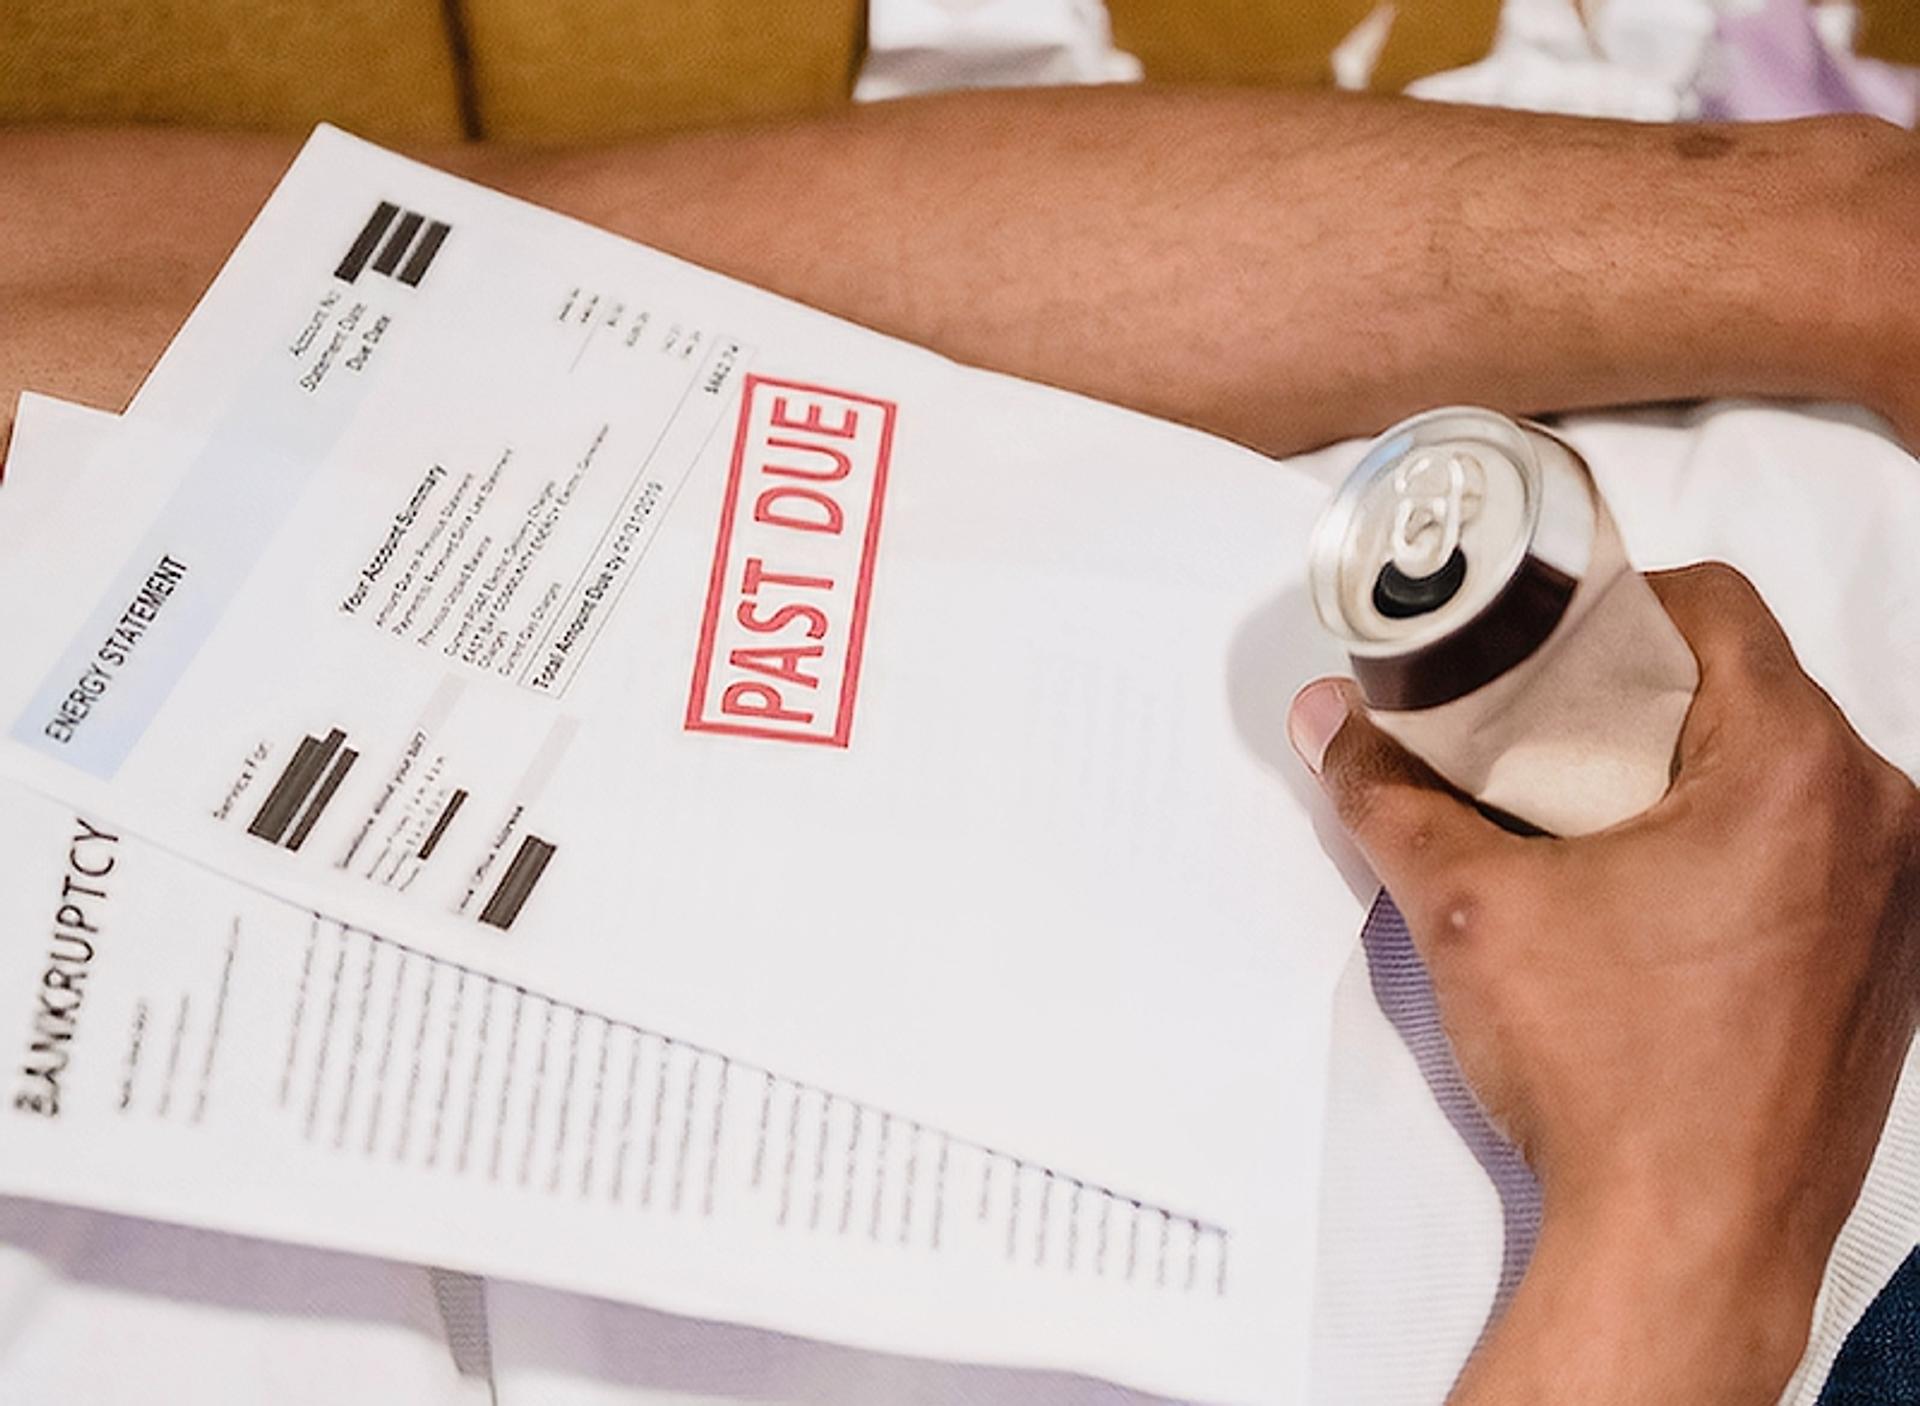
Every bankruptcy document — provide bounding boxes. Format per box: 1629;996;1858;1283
0;129;1362;1401
0;775;1224;1401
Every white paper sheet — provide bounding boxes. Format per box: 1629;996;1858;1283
5;391;1917;1406
1;394;106;523
1;398;1180;1406
0;770;1224;1387
0;128;1366;1405
0;397;489;1406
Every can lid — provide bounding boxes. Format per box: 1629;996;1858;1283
1310;408;1541;659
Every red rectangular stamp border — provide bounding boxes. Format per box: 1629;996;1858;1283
685;373;897;747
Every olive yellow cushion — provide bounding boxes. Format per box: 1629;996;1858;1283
1108;0;1918;91
0;0;469;142
0;0;863;143
1858;0;1920;66
1107;0;1501;93
463;0;863;143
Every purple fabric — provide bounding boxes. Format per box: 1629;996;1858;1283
1357;892;1541;1320
1702;0;1916;125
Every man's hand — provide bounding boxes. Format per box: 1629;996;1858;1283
1288;563;1920;1404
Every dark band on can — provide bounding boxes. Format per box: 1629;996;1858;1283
1353;554;1577;711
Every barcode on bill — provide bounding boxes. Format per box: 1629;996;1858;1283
335;202;451;287
249;728;359;851
478;833;555;930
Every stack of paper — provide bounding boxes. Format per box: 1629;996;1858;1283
8;124;1919;1406
0;126;1379;1405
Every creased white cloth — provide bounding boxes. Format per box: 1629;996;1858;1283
0;1197;484;1406
855;0;1141;102
1395;0;1915;127
1400;0;1717;119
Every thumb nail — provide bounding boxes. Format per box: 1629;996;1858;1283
1288;679;1356;776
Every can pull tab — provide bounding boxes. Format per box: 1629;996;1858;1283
1373;448;1486;619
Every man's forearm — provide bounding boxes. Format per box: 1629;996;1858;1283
2;91;1910;457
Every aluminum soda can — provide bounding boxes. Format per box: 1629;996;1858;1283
1307;407;1699;837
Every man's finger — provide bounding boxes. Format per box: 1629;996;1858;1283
1643;561;1826;786
1646;562;1806;710
1288;678;1521;942
1641;561;1899;839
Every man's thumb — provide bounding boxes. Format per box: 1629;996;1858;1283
1288;678;1508;908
